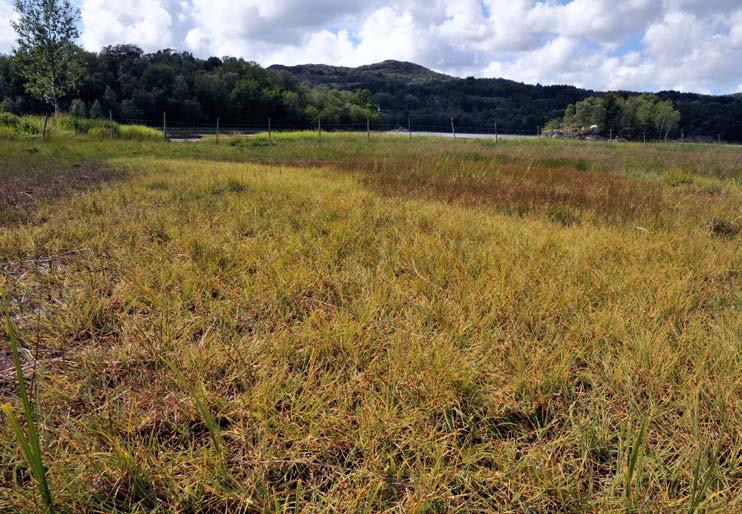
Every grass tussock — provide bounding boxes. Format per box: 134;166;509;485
0;114;161;142
0;133;740;512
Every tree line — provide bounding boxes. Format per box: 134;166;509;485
548;93;682;140
274;63;742;141
0;45;381;126
2;0;741;140
1;1;379;127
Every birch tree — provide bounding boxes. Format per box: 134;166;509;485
12;0;84;115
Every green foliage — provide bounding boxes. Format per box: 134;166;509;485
2;296;55;512
118;123;161;141
57;115;109;134
0;111;40;137
68;98;86;117
89;99;104;119
11;0;85;113
86;126;108;139
574;96;606;128
0;111;20;127
1;47;740;138
559;94;682;138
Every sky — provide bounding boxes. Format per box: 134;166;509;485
1;0;741;95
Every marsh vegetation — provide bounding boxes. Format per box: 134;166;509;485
1;132;740;512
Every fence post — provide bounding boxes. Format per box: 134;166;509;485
717;133;721;144
268;117;272;142
495;122;498;143
41;113;48;141
643;130;646;147
109;110;114;140
318;117;322;141
609;128;612;144
408;117;412;139
681;130;684;144
451;117;456;140
367;116;370;140
216;117;220;144
537;126;541;140
163;112;167;141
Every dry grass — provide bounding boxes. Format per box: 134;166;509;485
0;134;740;512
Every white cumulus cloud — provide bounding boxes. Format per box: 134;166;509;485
0;0;740;94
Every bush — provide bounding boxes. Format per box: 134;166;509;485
118;124;161;141
57;116;110;135
0;112;20;128
90;100;105;119
0;113;40;137
69;99;88;118
87;127;111;139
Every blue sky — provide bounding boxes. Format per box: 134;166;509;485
1;0;741;94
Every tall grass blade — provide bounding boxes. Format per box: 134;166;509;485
624;415;649;511
2;295;54;513
688;450;716;514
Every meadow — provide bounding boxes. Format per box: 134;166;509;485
0;130;740;512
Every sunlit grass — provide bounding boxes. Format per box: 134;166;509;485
0;134;739;511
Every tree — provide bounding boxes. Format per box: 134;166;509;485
102;85;118;113
573;97;606;128
563;104;576;128
12;0;84;115
68;97;86;117
653;99;680;140
89;99;104;119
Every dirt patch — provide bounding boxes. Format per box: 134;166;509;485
0;249;93;392
0;162;125;226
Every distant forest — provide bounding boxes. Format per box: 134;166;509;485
0;45;381;127
1;46;741;140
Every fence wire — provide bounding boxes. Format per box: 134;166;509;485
116;117;735;145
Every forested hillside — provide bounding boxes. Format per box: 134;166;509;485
0;46;380;126
1;46;741;140
274;62;742;140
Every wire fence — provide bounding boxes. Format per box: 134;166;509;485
117;116;737;145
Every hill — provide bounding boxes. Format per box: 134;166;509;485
273;60;742;139
270;60;451;88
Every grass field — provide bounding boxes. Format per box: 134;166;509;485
0;132;740;512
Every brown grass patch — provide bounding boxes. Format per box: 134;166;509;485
0;163;125;226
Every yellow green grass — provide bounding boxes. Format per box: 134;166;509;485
0;134;740;512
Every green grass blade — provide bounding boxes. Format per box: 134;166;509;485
2;294;55;512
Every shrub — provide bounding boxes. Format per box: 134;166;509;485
118;124;161;141
87;127;111;139
69;99;88;118
0;126;18;139
0;113;40;137
0;112;20;127
57;116;110;135
90;100;105;119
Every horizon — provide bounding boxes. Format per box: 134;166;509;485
1;1;741;96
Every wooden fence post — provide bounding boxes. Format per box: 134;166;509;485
318;117;322;141
163;112;167;141
109;110;114;140
268;117;272;142
41;113;48;141
216;117;220;144
367;117;370;140
451;117;456;140
408;117;412;139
